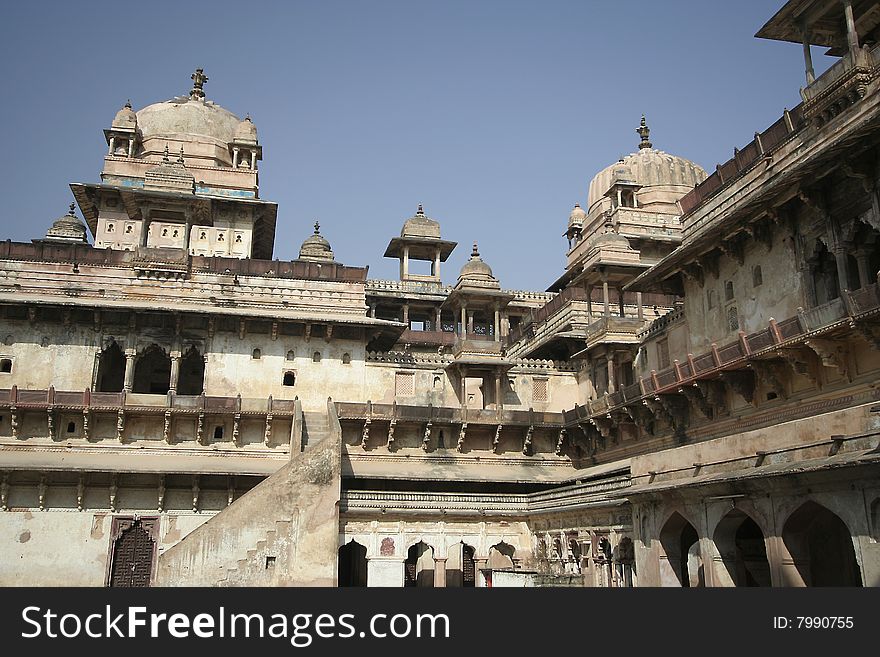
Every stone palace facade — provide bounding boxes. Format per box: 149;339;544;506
1;0;879;587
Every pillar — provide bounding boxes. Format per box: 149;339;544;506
370;303;376;318
843;0;859;57
108;137;116;156
495;372;503;410
123;349;136;392
855;252;871;289
602;281;610;317
434;558;447;587
475;558;488;587
433;248;441;279
637;291;644;321
467;311;474;336
586;285;593;319
232;147;240;168
460;305;467;337
168;351;181;394
460;366;468;409
435;307;442;332
618;288;625;317
402;245;410;279
493;308;500;339
607;352;616;394
402;304;409;326
128;139;135;158
832;247;850;294
801;25;816;85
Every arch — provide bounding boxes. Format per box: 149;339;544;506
283;371;296;386
446;541;476;588
313;351;322;363
342;353;351;365
252;348;262;360
404;541;435;587
338;540;367;587
109;519;155;587
132;345;171;394
286;350;295;361
782;501;862;586
177;346;204;396
752;265;763;287
487;541;516;570
96;341;125;393
613;537;636;587
712;508;771;587
658;511;703;587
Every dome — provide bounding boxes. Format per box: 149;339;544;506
299;221;335;262
568;203;587;228
44;204;88;243
401;204;441;239
586;117;707;211
136;97;241;145
458;242;497;284
111;101;137;130
234;115;258;144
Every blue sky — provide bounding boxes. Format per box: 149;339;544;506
0;1;830;290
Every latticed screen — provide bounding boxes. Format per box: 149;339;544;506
532;378;548;403
395;372;415;397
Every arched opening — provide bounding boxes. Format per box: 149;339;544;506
809;240;840;305
286;350;295;361
487;541;515;570
337;540;367;587
109;518;156;587
446;542;476;587
96;341;125;393
659;512;703;587
0;358;11;373
177;346;204;396
252;348;261;360
342;353;351;365
313;351;322;363
404;541;435;587
713;509;771;587
782;501;862;586
132;345;171;394
283;371;295;386
66;422;76;434
213;426;223;441
612;537;635;587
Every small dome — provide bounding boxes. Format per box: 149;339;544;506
458;242;496;282
44;204;88;243
111;100;137;130
591;218;634;251
568;203;587;228
401;204;441;239
234;115;258;143
586;117;707;211
299;221;335;262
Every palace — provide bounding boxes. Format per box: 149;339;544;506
1;0;879;587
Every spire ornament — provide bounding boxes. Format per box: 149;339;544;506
314;221;321;234
190;68;208;100
637;115;652;149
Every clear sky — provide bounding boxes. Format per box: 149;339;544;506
0;1;832;291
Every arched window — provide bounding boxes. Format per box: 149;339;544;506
107;223;115;233
177;346;205;396
707;289;717;310
752;265;763;287
338;541;368;587
286;350;295;361
283;371;295;386
132;345;172;394
66;421;76;434
724;280;735;301
313;351;321;363
252;348;261;360
782;501;862;586
713;509;770;587
96;341;125;392
0;359;11;373
727;306;739;332
213;426;223;441
659;512;703;587
342;353;351;365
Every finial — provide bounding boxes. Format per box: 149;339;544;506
162;144;170;162
177;146;185;164
314;221;321;234
68;203;76;216
471;242;480;258
124;99;132;109
416;203;424;215
637;115;652;149
245;113;251;122
574;203;581;209
190;68;208;100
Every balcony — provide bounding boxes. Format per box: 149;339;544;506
801;46;878;128
583;315;644;350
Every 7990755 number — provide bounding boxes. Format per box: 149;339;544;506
797;617;853;629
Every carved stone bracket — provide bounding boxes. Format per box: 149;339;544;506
387;419;397;449
361;418;371;449
751;360;788;399
696;379;727;409
555;428;567;456
854;321;880;350
644;398;672;426
679;383;713;418
197;412;206;445
422;421;432;451
163;410;172;444
116;409;125;443
82;408;91;441
624;403;654;435
719;233;746;265
720;369;756;404
457;423;467;452
805;338;851;381
264;413;273;447
76;475;85;512
157;475;166;512
777;346;817;385
492;424;502;453
656;393;689;437
522;425;534;455
232;412;241;447
191;475;200;513
681;262;705;286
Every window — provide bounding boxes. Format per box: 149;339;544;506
172;229;179;238
753;265;763;287
107;223;115;233
532;378;549;403
286;350;295;361
200;231;207;240
395;371;415;397
213;426;224;440
252;348;262;359
724;280;735;302
342;353;351;365
217;233;225;242
162;228;168;237
312;351;321;363
235;234;243;243
657;338;670;370
727;306;739;331
707;289;717;310
66;422;76;434
0;359;11;373
283;371;296;386
125;225;133;234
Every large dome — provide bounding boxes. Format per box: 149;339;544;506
136;96;242;146
586;118;707;212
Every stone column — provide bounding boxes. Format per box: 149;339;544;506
474;558;488;587
402;245;410;279
467;311;474;336
636;291;644;321
460;365;468;409
128;139;135;158
402;304;409;326
370;303;377;318
435;307;442;332
495;371;503;410
493;308;500;339
433;248;441;279
855;252;871;289
232;147;240;168
602;281;610;317
434;558;447;587
108;137;116;156
618;288;625;317
460;305;467;337
832;246;850;295
607;352;616;394
843;0;859;57
123;349;136;393
168;351;181;394
801;26;816;85
586;285;593;319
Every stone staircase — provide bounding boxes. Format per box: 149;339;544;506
303;411;331;447
217;519;296;586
